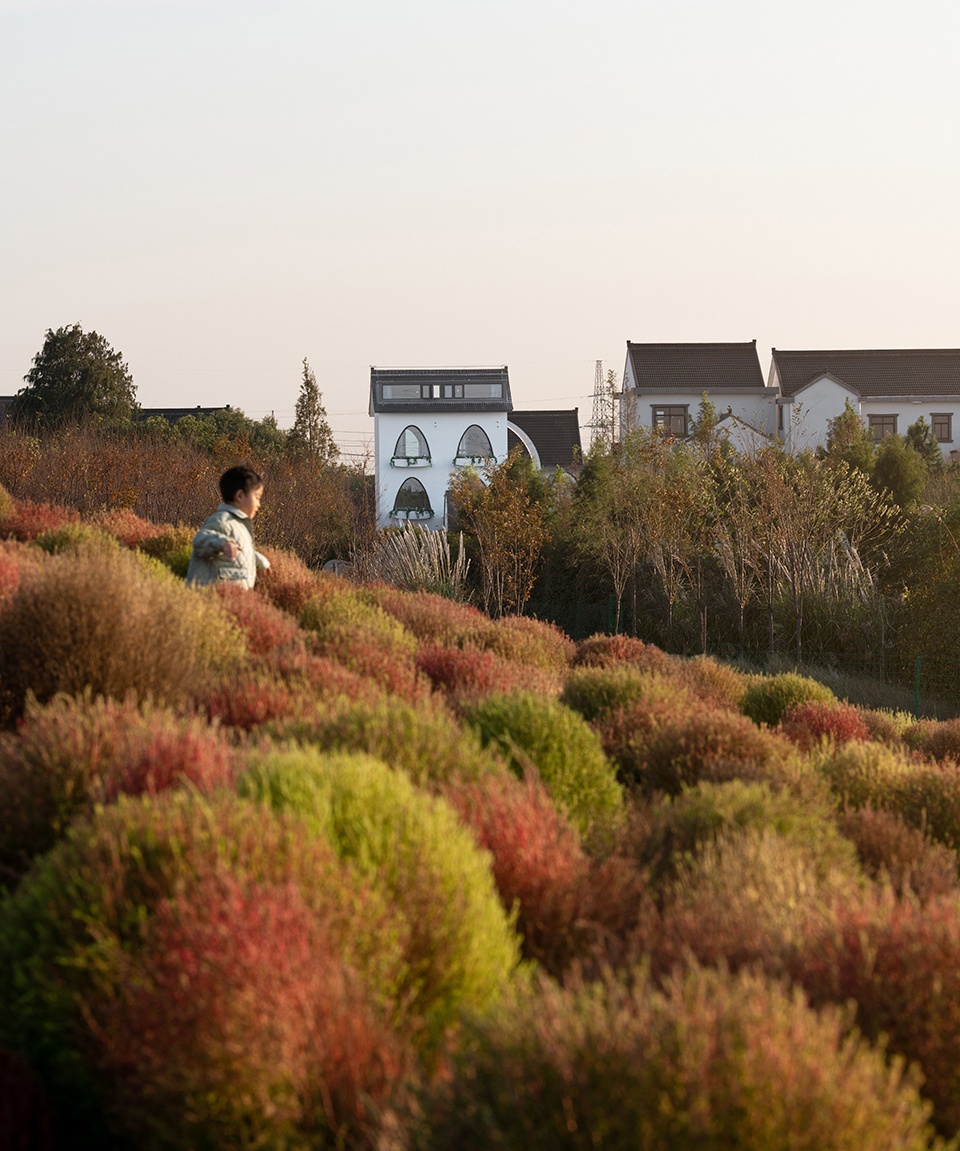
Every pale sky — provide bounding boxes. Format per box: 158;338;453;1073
3;0;959;463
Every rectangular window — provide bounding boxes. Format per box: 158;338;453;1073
932;413;953;443
381;384;421;400
651;405;689;436
463;383;503;399
868;414;897;442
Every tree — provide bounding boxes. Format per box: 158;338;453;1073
872;435;928;507
288;359;338;464
11;324;138;426
906;416;944;474
822;400;875;475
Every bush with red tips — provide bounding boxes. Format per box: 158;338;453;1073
214;583;302;655
739;671;836;727
200;673;316;733
373;586;495;647
484;615;575;673
673;654;749;710
0;693;240;882
859;707;913;747
137;524;193;577
0;498;80;543
95;871;409;1151
91;507;166;549
0;540;41;604
839;806;959;904
790;888;960;1138
561;664;688;725
417;964;942;1151
779;699;871;750
416;642;557;705
256;547;328;615
572;632;673;673
912;718;960;764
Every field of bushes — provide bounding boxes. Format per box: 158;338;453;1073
5;486;960;1148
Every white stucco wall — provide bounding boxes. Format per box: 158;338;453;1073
780;376;859;453
620;389;777;438
374;410;508;529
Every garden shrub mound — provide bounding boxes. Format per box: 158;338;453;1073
255;546;328;615
0;539;42;604
95;871;408;1151
460;692;624;846
374;586;497;647
483;614;575;673
779;699;870;750
213;583;303;656
417;964;942;1151
270;693;501;786
859;706;913;747
790;888;960;1139
818;741;960;854
739;671;836;727
34;523;121;556
0;546;246;723
839;807;959;904
137;524;193;577
654;828;861;980
91;507;166;549
0;791;407;1145
560;664;691;725
0;497;80;542
572;632;673;673
416;642;558;705
635;779;855;896
911;717;960;764
600;696;807;796
237;748;520;1045
673;653;749;710
0;693;239;882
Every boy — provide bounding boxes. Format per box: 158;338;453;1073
186;465;270;590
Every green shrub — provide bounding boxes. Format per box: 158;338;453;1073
416;964;942;1151
0;547;246;723
238;748;520;1044
483;615;575;673
561;665;689;725
461;692;624;845
138;524;193;577
739;672;836;727
33;523;121;556
674;654;749;710
0;791;405;1144
269;693;501;786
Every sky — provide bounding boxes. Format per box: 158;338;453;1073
2;0;960;464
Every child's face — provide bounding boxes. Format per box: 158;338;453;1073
232;484;264;519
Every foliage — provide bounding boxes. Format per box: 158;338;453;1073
373;585;494;646
572;631;673;672
356;524;471;600
739;671;836;726
237;748;520;1044
460;692;624;845
0;546;246;723
560;665;682;725
873;433;928;507
907;416;945;474
839;807;959;903
416;642;557;704
0;497;81;542
11;324;138;427
779;699;870;749
287;357;338;464
822;399;876;475
484;614;575;672
416;964;943;1151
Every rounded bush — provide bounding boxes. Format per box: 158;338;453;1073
461;692;624;845
0;498;80;542
483;615;574;672
417;964;940;1151
0;791;406;1142
213;584;302;656
915;718;960;764
255;547;328;615
859;707;913;747
779;699;870;750
91;507;165;549
739;672;836;727
416;642;556;704
674;654;748;710
137;525;193;576
839;807;959;904
238;748;520;1044
572;632;672;673
561;664;688;725
0;547;246;723
33;523;121;557
0;693;239;881
374;586;495;647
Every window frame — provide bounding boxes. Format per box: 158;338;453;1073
455;423;495;463
868;414;898;442
391;424;431;466
651;404;689;437
390;476;433;520
932;412;953;443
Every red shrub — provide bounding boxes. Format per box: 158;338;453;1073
374;587;494;647
93;871;409;1149
779;700;870;750
791;890;960;1136
200;674;316;732
0;1047;55;1151
320;631;428;699
915;718;960;764
255;547;327;614
0;499;80;542
573;633;672;673
416;643;555;704
257;646;381;705
839;807;959;904
92;508;166;549
214;584;302;656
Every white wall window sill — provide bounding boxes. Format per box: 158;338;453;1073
390;508;434;521
390;456;432;468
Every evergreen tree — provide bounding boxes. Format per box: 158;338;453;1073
822;399;875;475
872;434;927;507
288;358;338;464
906;416;944;473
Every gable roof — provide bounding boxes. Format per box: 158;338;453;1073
370;366;512;415
772;349;960;399
627;341;766;392
508;409;582;469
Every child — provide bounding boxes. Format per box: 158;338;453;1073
186;465;270;589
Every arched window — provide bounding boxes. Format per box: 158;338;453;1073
392;425;430;462
456;424;494;460
391;477;432;519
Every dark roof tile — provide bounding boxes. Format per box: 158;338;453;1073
627;341;766;392
508;409;582;469
772;349;960;399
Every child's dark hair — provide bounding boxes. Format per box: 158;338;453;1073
219;465;263;503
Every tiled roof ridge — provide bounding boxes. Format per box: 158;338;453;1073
628;339;757;349
773;347;960;357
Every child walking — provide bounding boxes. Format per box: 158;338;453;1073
186;465;270;590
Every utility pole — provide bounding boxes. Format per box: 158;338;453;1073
588;360;618;450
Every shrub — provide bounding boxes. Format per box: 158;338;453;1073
91;507;166;549
0;791;407;1143
839;807;959;904
561;664;689;725
461;692;624;845
739;671;836;727
572;632;673;673
654;829;861;980
483;615;575;672
0;547;246;723
0;540;41;604
635;779;855;896
256;547;327;614
269;694;500;787
600;697;806;796
914;718;960;764
199;673;317;732
859;707;913;747
673;654;748;710
137;524;194;577
779;699;871;750
214;584;302;655
791;889;960;1137
373;586;494;647
95;871;407;1151
416;642;556;704
0;693;239;882
0;498;80;542
417;964;941;1151
33;523;121;557
238;749;520;1045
